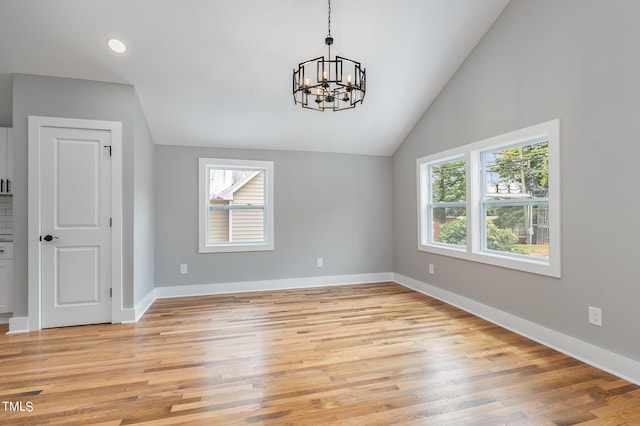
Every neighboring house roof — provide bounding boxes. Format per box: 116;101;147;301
211;171;260;201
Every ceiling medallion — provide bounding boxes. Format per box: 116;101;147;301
292;0;366;111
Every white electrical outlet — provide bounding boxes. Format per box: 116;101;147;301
429;264;434;274
180;264;188;274
588;306;602;326
317;258;324;267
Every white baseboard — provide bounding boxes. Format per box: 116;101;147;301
155;272;394;299
121;289;157;323
393;273;640;386
120;308;136;323
7;316;29;334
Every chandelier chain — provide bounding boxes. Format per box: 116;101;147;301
327;0;331;35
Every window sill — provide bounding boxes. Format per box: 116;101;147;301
199;242;274;254
418;243;560;278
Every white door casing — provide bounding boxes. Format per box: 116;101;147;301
28;116;123;330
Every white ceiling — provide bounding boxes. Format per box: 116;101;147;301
0;0;510;156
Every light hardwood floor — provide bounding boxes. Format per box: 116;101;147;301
1;283;639;425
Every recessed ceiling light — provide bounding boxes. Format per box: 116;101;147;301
107;38;127;54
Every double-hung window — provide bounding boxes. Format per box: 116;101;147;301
417;119;560;277
199;158;274;253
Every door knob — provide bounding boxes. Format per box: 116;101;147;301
41;235;59;242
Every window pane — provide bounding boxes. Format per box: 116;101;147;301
208;168;264;205
231;209;264;242
484;141;548;199
485;204;549;259
207;168;265;244
432;207;466;247
209;200;230;243
430;159;466;203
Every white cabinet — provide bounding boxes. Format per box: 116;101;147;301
0;127;13;194
0;260;12;313
0;242;12;313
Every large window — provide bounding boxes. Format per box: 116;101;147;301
199;158;274;253
417;120;560;277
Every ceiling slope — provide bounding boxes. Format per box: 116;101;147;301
0;0;510;156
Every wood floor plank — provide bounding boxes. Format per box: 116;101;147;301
0;282;639;425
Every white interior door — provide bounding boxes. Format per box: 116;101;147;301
39;126;112;328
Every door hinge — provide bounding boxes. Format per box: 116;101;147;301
110;288;113;298
109;217;112;227
104;145;112;157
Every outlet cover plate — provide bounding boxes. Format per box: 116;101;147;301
588;306;602;326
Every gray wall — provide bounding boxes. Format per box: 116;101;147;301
132;92;155;306
393;0;640;361
0;74;12;127
11;74;154;314
155;146;393;287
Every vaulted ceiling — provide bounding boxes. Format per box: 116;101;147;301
0;0;510;156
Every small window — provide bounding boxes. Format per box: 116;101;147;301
199;158;274;253
417;119;560;277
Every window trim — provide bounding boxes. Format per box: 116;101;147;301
198;158;274;253
417;119;561;277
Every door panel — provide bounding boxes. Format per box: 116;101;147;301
40;126;111;328
55;246;100;306
56;139;101;228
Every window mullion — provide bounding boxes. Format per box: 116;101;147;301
483;198;549;207
210;204;266;211
468;149;481;254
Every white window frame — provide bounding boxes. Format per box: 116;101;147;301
417;119;561;277
199;158;274;253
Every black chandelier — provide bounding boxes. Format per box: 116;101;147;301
292;0;366;111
